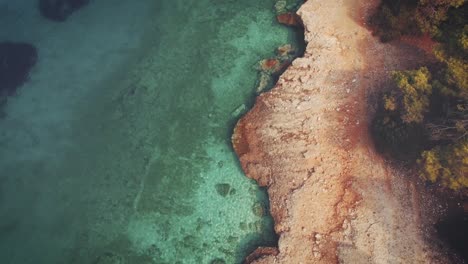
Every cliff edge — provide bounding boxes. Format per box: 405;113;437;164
233;0;449;263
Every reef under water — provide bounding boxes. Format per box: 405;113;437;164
0;0;301;263
0;42;37;96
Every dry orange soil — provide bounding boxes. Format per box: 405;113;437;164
233;0;450;263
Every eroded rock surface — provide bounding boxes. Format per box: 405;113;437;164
233;0;449;263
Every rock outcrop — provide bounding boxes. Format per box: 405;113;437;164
276;13;302;27
255;44;297;94
233;0;449;263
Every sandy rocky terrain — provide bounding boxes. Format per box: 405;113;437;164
233;0;452;263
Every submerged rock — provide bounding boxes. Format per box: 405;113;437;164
274;0;304;27
256;72;273;94
92;251;124;264
276;44;295;59
276;12;302;27
231;104;247;118
254;44;295;94
0;42;37;96
215;183;231;197
39;0;90;21
274;0;303;15
274;0;288;14
258;58;281;73
252;202;266;217
211;258;226;264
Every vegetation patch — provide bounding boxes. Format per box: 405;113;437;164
371;0;467;192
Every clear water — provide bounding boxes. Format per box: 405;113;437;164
0;0;297;263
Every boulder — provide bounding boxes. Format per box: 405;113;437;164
276;12;302;27
215;183;231;197
39;0;90;21
276;44;295;58
252;202;265;217
0;42;37;96
258;58;280;73
255;72;272;94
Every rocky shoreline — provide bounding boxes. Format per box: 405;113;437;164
233;0;450;263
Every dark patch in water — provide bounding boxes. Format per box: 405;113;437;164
292;26;306;57
215;183;232;197
0;219;20;237
39;0;90;21
0;42;37;96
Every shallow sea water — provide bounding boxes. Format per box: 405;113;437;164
0;0;298;263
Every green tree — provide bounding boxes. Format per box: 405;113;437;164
370;0;467;41
371;0;468;191
392;67;432;123
415;0;466;37
433;47;468;99
418;139;468;190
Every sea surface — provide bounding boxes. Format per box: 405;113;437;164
0;0;299;263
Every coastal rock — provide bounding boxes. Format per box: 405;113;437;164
39;0;90;21
276;12;302;27
256;72;272;94
274;0;304;15
210;258;226;264
215;183;231;197
0;42;37;96
276;44;295;58
259;59;280;73
234;0;449;263
252;202;265;217
255;45;295;94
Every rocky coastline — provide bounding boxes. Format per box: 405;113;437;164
233;0;450;263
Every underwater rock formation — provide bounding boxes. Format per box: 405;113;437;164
276;13;302;27
0;42;37;96
274;0;304;27
39;0;90;21
255;44;296;93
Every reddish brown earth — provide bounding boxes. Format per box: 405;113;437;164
260;59;281;72
276;12;302;27
234;0;450;263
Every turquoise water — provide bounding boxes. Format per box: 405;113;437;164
0;0;299;263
